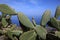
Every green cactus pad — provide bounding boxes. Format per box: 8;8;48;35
55;6;60;19
50;18;58;27
2;18;8;27
18;13;34;29
50;18;60;30
12;30;23;36
28;32;37;40
34;25;47;39
20;30;37;40
0;4;17;15
40;10;51;26
6;30;14;40
57;20;60;27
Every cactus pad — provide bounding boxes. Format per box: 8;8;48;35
34;25;47;39
55;6;60;19
40;10;51;27
20;30;37;40
18;13;34;29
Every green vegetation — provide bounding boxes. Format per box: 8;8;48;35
0;4;60;40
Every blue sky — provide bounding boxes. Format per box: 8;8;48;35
0;0;60;26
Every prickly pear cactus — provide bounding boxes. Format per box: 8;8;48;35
28;32;37;40
40;10;51;27
2;18;8;27
20;30;37;40
18;13;34;29
55;6;60;19
50;17;60;31
34;25;47;39
12;30;23;36
57;20;60;27
0;4;17;16
6;29;22;40
6;30;14;40
0;4;60;40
